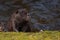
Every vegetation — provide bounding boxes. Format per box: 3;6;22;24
0;31;60;40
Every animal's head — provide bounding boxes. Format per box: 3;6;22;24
14;8;30;23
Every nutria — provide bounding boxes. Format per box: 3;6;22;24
7;8;32;32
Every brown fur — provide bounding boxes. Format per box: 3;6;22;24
7;8;32;32
0;22;4;32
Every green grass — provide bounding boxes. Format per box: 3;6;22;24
0;31;60;40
